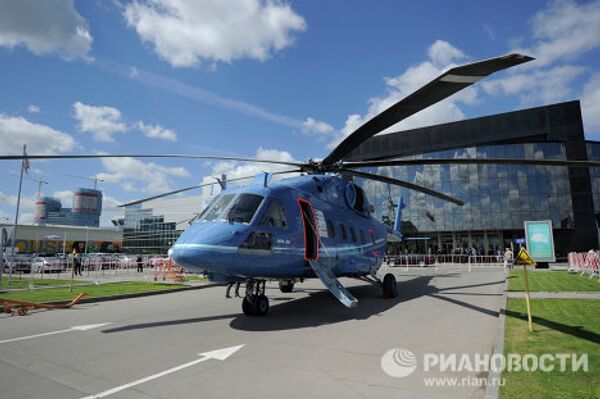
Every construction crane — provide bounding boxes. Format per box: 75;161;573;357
25;176;48;198
65;175;105;190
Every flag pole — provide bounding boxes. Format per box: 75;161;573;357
8;145;28;286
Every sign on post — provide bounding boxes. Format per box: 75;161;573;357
524;220;556;262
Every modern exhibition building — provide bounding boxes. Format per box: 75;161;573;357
348;100;599;257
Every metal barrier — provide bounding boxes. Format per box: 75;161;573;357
568;252;600;278
1;254;174;285
385;254;504;267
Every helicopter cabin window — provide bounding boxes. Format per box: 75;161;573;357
258;199;287;229
239;231;273;253
359;230;366;245
326;220;335;238
350;227;357;242
203;194;235;221
339;224;347;241
227;194;264;224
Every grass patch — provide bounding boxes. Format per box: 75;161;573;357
183;274;207;282
508;270;600;292
1;276;89;289
0;281;187;303
502;299;600;399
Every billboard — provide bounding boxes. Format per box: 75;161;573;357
524;220;556;262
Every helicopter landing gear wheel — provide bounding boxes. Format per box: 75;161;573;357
382;273;398;299
278;279;294;293
254;294;269;316
242;280;269;316
242;296;255;316
241;295;269;316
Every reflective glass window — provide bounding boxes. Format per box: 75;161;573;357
258;199;288;229
203;194;235;221
227;194;264;224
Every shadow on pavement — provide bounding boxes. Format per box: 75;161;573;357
101;274;506;333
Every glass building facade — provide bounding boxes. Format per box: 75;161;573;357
122;205;182;254
348;101;599;257
588;142;600;217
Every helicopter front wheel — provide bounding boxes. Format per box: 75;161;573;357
242;280;269;316
382;273;398;299
242;295;269;316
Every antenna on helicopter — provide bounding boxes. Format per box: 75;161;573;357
64;175;105;190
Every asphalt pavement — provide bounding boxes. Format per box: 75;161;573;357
0;266;506;399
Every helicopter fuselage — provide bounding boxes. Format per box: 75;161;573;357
171;174;387;282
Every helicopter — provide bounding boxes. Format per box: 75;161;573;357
4;53;600;317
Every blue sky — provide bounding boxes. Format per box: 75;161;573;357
1;0;599;225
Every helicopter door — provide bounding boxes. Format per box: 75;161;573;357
368;229;379;256
297;198;319;261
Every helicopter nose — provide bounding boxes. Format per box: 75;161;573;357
170;223;238;274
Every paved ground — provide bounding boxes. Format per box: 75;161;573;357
0;267;506;399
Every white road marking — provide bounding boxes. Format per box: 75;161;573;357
0;323;111;345
80;344;244;399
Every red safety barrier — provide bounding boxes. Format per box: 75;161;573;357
568;251;600;277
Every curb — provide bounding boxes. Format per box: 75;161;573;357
1;283;223;308
484;276;508;399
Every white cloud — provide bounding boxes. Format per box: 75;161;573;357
0;0;92;60
329;40;475;149
191;146;300;205
51;190;73;205
0;191;37;225
100;194;124;226
482;65;585;105
123;0;306;67
97;157;191;194
581;72;600;137
477;0;600;136
301;117;334;136
427;39;465;66
125;66;304;129
518;0;600;67
0;114;75;154
135;121;177;142
27;105;41;113
73;102;127;142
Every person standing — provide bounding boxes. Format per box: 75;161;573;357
137;255;143;273
225;281;241;298
73;249;82;276
503;247;513;271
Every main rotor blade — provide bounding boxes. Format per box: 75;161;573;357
341;169;464;206
323;53;534;165
118;169;301;207
343;158;600;168
0;153;304;168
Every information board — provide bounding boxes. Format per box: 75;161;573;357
524;220;556;262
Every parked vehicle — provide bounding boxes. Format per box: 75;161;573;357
115;254;134;268
3;255;32;273
32;257;66;273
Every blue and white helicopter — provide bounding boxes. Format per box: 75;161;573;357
5;53;599;316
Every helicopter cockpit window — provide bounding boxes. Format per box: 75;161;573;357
258;199;288;229
227;194;264;224
202;194;235;221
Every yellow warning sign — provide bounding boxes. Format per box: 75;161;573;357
516;247;537;266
